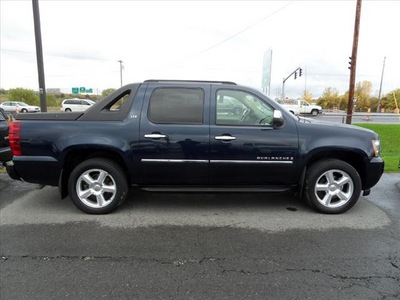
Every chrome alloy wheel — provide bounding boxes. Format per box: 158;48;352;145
76;168;117;209
314;169;354;208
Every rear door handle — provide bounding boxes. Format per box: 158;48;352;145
144;133;167;139
214;135;237;141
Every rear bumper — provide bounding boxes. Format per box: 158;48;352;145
0;146;12;164
363;157;384;190
6;156;61;186
6;160;21;180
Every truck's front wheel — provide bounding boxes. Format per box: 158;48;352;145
311;109;319;116
304;159;361;214
68;158;128;214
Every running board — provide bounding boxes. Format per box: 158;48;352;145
139;186;295;193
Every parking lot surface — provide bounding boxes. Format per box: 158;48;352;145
1;173;399;299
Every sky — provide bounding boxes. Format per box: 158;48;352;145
0;0;399;99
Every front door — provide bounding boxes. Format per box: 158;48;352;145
138;84;210;185
209;88;299;186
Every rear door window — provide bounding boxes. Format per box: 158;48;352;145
148;88;204;124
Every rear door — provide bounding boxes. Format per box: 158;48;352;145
138;83;210;185
209;87;299;186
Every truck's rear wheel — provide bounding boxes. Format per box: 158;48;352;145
68;158;128;214
304;159;361;214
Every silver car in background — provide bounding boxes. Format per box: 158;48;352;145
0;101;41;113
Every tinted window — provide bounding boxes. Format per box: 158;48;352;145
64;100;80;105
149;88;204;124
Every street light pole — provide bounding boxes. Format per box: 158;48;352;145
118;60;124;87
281;67;302;100
377;56;386;112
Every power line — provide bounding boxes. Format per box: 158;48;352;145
172;2;294;64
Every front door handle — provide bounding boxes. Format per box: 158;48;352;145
144;133;167;139
215;135;237;141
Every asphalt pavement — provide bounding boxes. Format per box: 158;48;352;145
0;172;399;299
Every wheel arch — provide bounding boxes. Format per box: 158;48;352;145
59;148;130;199
299;148;367;194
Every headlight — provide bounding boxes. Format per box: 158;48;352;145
372;140;380;157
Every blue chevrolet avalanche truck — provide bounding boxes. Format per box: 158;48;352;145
6;80;384;214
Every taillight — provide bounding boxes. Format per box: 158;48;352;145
9;121;22;156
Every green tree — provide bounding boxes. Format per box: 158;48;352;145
302;90;313;102
338;93;349;110
102;88;116;98
8;88;39;105
354;81;372;112
368;97;379;112
317;87;340;109
46;94;62;108
381;89;400;112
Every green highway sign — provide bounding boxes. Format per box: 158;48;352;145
72;87;93;94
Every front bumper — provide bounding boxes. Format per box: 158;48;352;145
363;156;384;190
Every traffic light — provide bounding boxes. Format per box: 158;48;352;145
294;71;297;79
348;57;352;70
299;68;302;77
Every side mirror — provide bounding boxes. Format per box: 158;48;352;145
272;110;284;127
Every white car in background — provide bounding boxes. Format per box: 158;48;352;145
61;99;95;112
0;101;41;113
278;99;322;116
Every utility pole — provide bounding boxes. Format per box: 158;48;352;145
346;0;362;124
32;0;47;112
377;56;386;112
118;60;124;87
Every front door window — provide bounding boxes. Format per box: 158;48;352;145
216;90;274;127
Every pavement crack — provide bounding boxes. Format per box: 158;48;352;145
391;261;400;270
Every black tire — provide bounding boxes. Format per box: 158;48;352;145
65;108;72;112
304;159;361;214
68;158;128;214
21;108;28;113
311;109;318;116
